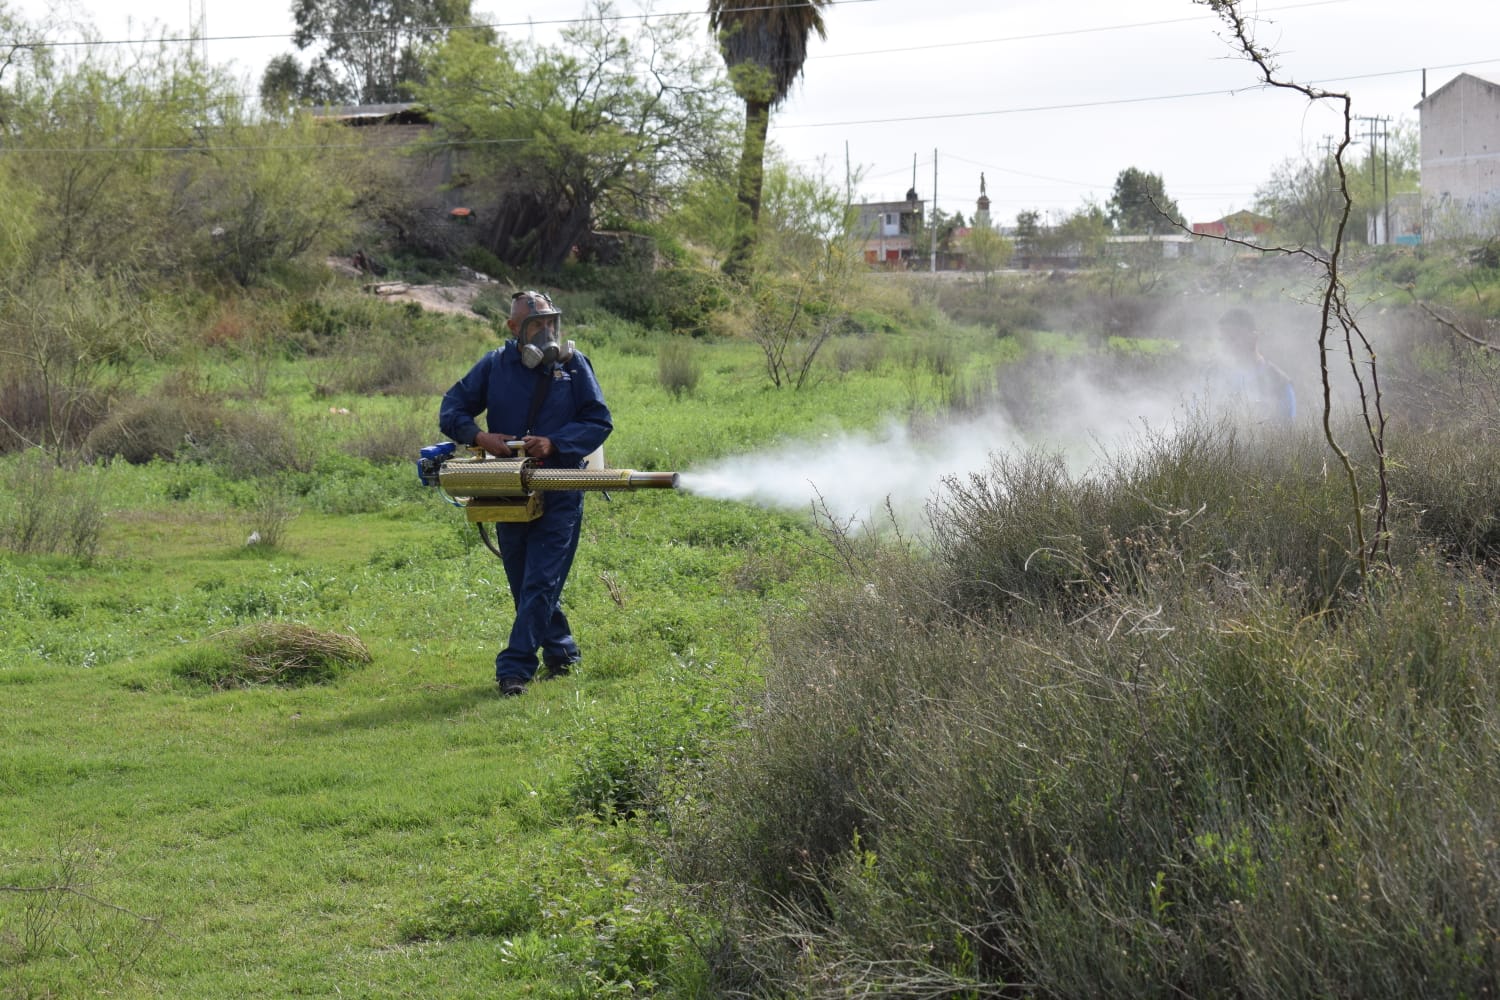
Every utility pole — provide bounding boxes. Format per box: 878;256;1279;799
188;0;208;64
1355;115;1391;243
931;148;938;274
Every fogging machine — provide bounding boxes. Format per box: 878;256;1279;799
417;440;679;555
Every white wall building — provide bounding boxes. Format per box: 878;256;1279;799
1417;72;1500;238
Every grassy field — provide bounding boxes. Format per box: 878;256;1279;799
9;260;1500;998
0;295;1020;998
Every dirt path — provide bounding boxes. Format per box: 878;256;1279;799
328;256;505;320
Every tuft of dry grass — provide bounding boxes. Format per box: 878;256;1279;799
174;623;370;689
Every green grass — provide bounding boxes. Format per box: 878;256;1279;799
0;301;1024;997
11;265;1500;997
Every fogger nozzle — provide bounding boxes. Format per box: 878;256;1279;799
437;460;680;496
417;442;679;524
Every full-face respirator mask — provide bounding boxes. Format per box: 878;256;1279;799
511;290;573;369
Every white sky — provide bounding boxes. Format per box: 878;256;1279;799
12;0;1500;227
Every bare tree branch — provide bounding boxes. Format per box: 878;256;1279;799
1194;0;1391;572
1410;298;1500;352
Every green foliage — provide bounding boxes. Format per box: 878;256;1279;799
417;8;736;272
408;828;699;995
656;340;703;397
0;46;348;288
960;223;1014;278
0;450;105;560
1107;165;1184;234
6;232;1500;1000
600;264;729;335
185;113;355;286
1254;151;1347;252
277;0;488;106
565;663;733;820
659;414;1500;998
0;267;143;457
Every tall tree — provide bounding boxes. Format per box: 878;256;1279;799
419;4;736;272
268;0;487;106
707;0;829;278
1106;166;1183;234
1253;151;1343;252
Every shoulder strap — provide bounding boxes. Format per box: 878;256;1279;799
524;368;553;435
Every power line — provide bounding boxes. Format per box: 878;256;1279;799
774;84;1274;130
813;0;1354;61
773;54;1500;133
11;0;879;52
13;0;1347;56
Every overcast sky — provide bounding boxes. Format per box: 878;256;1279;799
13;0;1500;227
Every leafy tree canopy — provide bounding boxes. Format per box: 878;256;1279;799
1107;166;1183;234
262;0;490;108
416;2;738;272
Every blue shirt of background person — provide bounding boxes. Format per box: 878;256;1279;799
439;290;612;697
1216;307;1296;423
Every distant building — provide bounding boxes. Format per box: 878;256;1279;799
1415;72;1500;238
1104;234;1196;259
1190;210;1275;241
855;189;924;267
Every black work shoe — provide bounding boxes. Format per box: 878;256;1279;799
541;659;575;680
498;676;527;697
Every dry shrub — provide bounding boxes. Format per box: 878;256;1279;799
339;411;432;463
656;340;702;398
199;407;311;479
173;623;370;689
84;395;216;464
0;450;106;560
314;335;438;397
829;335;885;374
240;480;299;548
0;371;112;455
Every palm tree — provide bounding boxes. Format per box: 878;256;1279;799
707;0;829;277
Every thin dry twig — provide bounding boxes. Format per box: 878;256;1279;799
1193;0;1391;571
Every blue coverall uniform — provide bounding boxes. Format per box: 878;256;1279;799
439;341;612;682
1224;357;1296;423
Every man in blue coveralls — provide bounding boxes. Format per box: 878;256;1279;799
1216;307;1296;424
439;290;613;697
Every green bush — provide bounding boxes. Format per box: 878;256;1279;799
655;340;702;398
600;265;727;336
0;451;105;560
656;411;1500;997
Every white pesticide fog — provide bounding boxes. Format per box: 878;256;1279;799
678;367;1203;531
677;294;1355;532
678;416;1022;530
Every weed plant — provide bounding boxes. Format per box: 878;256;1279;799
11;261;1500;998
0;450;106;560
656;339;703;398
657;412;1500;999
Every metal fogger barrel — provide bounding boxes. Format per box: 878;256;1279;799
418;443;679;523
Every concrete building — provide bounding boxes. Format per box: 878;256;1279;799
855;189;924;267
1416;72;1500;238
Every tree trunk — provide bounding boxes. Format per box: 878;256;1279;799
483;190;595;274
723;97;770;280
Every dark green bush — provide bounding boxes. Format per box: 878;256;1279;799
657;416;1500;998
599;265;728;336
